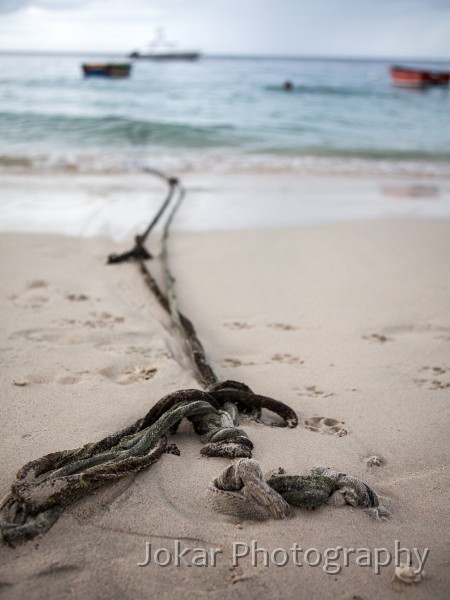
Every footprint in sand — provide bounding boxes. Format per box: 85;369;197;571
66;293;89;302
223;321;254;330
413;365;450;390
419;365;450;376
221;358;256;368
84;312;125;329
96;342;170;360
295;385;335;398
58;312;125;330
9;279;50;310
362;333;392;344
304;416;347;436
56;371;91;385
220;354;305;367
17;367;158;387
10;327;87;345
11;373;56;386
267;323;298;331
382;323;450;342
427;380;450;390
431;366;447;375
13;371;92;386
101;365;157;385
223;321;299;332
413;377;450;391
271;353;304;365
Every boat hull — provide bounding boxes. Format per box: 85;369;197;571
82;63;132;78
129;52;200;61
390;65;450;88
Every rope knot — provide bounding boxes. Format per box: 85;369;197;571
207;380;298;428
208;458;290;520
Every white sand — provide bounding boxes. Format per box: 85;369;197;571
0;218;449;599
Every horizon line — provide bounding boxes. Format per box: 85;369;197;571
0;49;449;62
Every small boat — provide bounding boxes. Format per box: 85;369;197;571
129;28;200;61
129;50;200;61
390;65;450;88
82;63;132;78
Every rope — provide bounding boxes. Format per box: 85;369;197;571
107;168;178;264
209;460;385;520
0;166;388;547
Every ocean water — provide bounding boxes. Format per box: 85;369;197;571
1;52;450;175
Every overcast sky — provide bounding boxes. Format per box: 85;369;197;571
0;0;449;58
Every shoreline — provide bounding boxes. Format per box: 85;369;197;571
1;153;450;179
1;170;450;241
0;219;449;598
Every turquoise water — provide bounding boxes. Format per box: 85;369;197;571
0;53;449;173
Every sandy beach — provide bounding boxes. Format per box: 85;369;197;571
0;205;449;598
2;3;450;597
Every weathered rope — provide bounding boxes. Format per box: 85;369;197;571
158;182;219;388
107;167;178;264
208;460;387;521
0;386;280;546
0;166;387;546
0;168;298;546
208;459;291;521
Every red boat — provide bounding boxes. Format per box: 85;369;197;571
390;65;450;88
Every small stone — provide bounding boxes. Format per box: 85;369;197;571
13;380;27;387
366;456;382;467
394;564;424;584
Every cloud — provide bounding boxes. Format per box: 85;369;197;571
0;0;449;57
0;0;90;13
0;0;29;11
